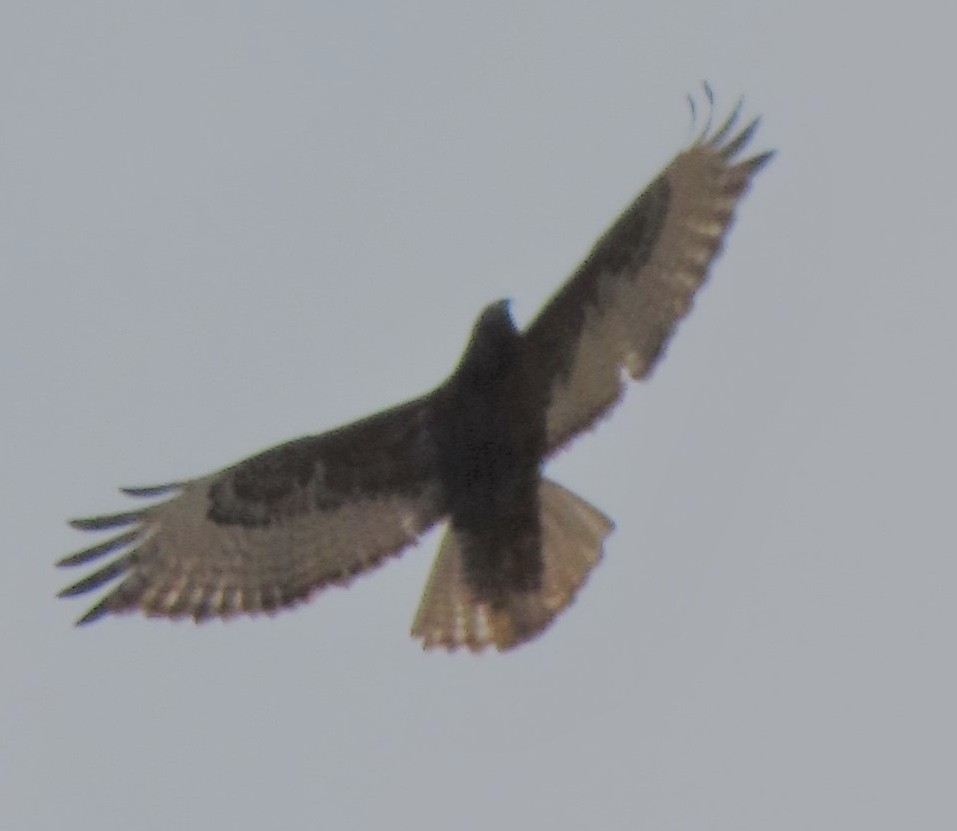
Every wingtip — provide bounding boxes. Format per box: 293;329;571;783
57;581;88;600
692;81;716;141
685;89;774;173
73;601;109;626
716;115;760;159
69;509;144;532
57;555;131;599
702;80;715;108
56;529;140;568
120;482;183;498
708;98;745;149
746;148;776;173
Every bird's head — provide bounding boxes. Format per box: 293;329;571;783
455;299;519;380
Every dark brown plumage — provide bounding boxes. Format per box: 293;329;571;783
58;89;773;651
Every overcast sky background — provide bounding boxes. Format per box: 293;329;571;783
3;3;955;829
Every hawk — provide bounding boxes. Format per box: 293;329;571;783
58;89;773;651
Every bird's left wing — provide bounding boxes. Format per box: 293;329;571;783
58;396;444;624
521;94;773;456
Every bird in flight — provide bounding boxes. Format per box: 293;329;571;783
58;88;773;651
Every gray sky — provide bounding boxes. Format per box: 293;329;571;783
3;3;955;829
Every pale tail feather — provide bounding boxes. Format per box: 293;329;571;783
411;479;614;652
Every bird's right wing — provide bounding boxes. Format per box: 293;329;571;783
57;396;445;624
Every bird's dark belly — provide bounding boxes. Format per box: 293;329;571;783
432;374;548;598
434;374;543;509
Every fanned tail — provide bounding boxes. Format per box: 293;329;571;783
411;479;613;652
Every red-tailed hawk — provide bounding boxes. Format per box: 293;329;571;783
58;89;773;651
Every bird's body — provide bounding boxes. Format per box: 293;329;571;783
58;90;773;650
